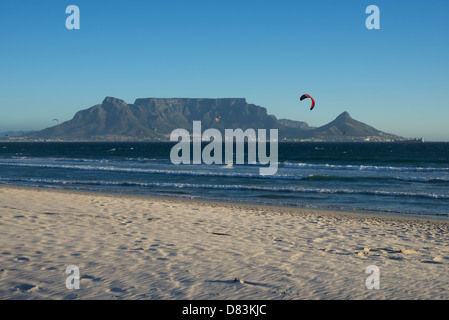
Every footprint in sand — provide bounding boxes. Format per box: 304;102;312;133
355;247;419;259
420;258;444;264
15;283;40;292
81;275;103;282
41;266;58;271
64;292;80;299
16;256;30;262
43;212;59;216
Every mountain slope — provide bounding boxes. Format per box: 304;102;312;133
313;111;381;136
27;97;404;142
305;111;402;141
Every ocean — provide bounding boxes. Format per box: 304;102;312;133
0;142;448;220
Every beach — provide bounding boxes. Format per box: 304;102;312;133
1;185;449;300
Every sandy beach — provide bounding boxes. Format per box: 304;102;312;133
1;185;449;300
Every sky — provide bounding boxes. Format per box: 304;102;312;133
0;0;448;141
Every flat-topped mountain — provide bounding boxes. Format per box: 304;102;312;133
26;97;404;142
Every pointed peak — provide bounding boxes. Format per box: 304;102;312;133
336;111;352;120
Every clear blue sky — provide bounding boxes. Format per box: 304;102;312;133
1;0;448;140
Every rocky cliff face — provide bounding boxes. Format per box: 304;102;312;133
28;97;403;141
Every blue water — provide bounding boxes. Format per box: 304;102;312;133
0;142;448;220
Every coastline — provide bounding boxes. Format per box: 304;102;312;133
1;185;449;300
2;185;448;225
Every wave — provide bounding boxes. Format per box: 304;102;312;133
4;156;448;172
7;156;170;164
0;161;276;179
1;160;449;184
9;156;448;172
1;177;448;200
303;175;449;184
284;162;449;172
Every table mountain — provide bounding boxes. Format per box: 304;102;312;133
27;96;403;142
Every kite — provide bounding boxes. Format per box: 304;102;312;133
52;119;60;125
300;94;315;110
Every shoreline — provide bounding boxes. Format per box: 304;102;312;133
2;185;449;300
1;185;448;226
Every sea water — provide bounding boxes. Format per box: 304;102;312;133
0;142;448;220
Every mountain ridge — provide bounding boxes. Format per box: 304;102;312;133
24;97;405;142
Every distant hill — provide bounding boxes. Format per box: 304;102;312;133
26;96;405;142
278;119;314;130
299;111;402;142
313;111;380;136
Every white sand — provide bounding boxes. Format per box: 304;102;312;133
1;186;449;300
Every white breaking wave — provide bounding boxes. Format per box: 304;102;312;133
283;162;449;172
0;177;448;200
